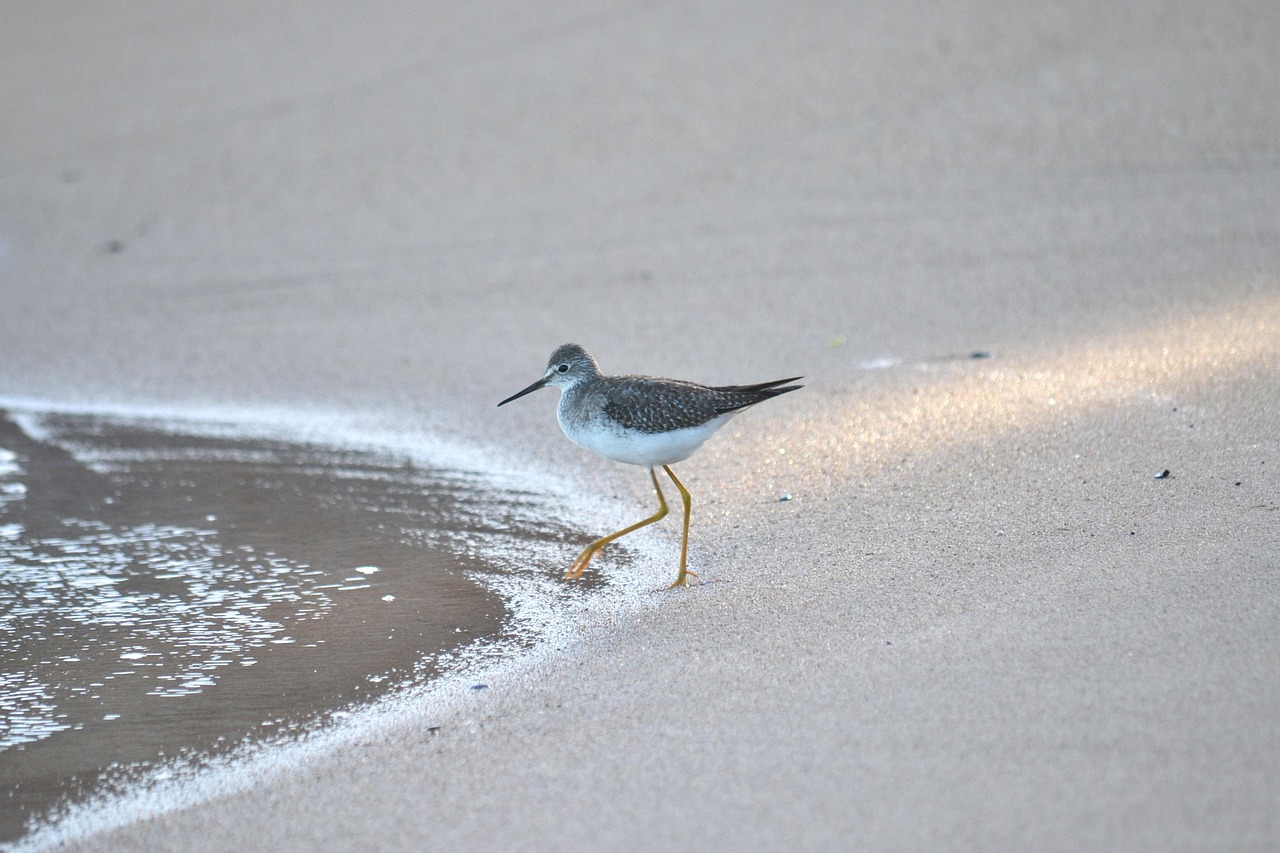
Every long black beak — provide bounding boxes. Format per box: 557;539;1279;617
497;376;549;407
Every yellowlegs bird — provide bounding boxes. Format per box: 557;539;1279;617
498;344;801;588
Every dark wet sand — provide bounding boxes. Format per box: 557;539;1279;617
0;409;581;841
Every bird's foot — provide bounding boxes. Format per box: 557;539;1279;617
564;545;600;581
667;567;698;589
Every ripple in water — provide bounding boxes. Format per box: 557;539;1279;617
0;409;597;843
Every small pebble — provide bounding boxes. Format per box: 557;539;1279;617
471;683;488;691
1154;469;1171;479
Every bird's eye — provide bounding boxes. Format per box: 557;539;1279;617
557;363;569;374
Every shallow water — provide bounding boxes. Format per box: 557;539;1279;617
0;409;594;842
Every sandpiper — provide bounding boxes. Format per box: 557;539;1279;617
498;344;801;588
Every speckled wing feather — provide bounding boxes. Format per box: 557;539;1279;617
602;376;803;434
601;378;720;433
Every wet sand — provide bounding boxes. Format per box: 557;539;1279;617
2;1;1278;849
0;408;590;840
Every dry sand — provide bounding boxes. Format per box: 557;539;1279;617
2;1;1277;849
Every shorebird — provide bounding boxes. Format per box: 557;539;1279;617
498;344;801;588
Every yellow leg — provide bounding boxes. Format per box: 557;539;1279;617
662;465;697;588
565;467;668;580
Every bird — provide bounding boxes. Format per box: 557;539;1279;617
497;344;801;588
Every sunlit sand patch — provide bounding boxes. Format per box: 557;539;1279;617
789;293;1279;482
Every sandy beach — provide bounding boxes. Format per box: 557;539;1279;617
2;1;1277;849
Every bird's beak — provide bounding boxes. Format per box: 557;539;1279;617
497;375;550;407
